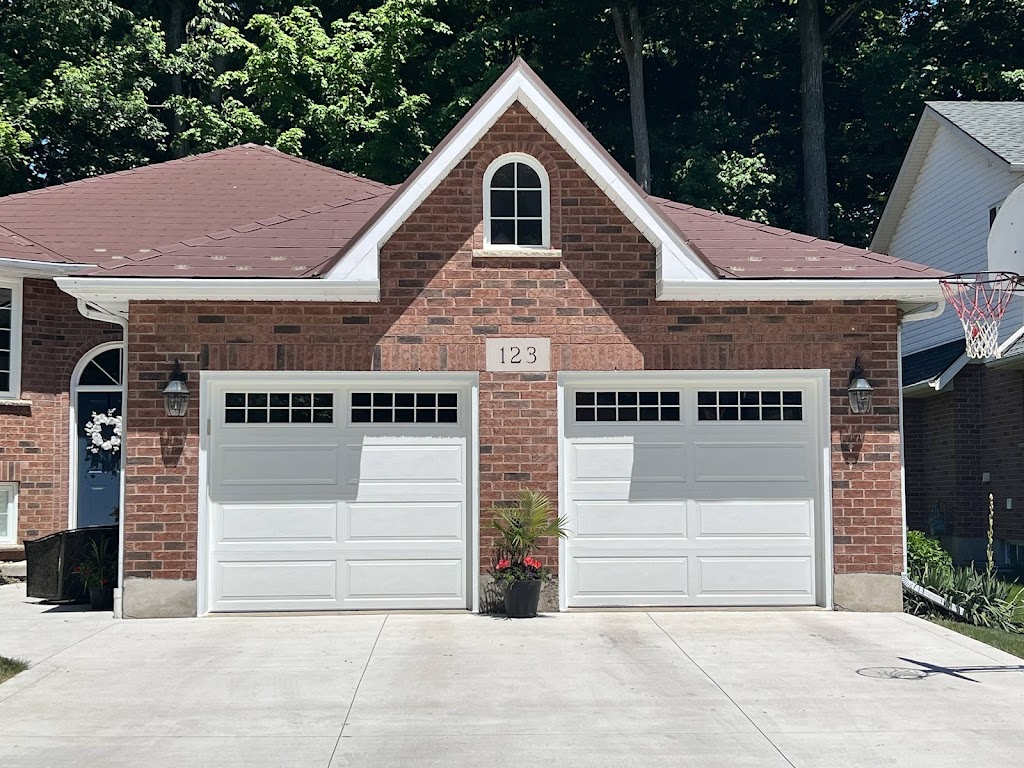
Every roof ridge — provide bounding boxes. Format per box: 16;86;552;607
0;145;260;207
245;145;394;191
0;144;391;209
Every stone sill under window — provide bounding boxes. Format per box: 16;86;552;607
472;248;562;259
0;398;31;408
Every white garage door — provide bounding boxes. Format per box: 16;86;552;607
204;375;473;612
562;373;826;608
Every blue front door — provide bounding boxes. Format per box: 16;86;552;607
77;392;123;528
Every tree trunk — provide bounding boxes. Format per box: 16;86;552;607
612;4;651;193
799;0;828;238
168;0;186;157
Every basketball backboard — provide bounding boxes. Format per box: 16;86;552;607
988;183;1024;274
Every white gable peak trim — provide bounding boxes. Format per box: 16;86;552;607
322;59;717;291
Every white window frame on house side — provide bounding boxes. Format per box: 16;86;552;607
0;482;18;546
0;279;24;400
482;153;552;251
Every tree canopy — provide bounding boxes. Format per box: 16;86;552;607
2;0;1023;245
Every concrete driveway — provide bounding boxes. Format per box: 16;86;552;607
1;583;1022;767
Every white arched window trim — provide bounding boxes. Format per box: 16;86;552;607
68;340;126;530
482;153;552;250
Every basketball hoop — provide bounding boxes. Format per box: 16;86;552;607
939;272;1021;359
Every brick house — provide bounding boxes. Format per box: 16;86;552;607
1;60;941;617
872;102;1024;566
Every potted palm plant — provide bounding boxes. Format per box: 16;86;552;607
491;490;568;618
73;538;116;610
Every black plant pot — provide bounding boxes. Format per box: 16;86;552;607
503;579;542;618
88;586;114;611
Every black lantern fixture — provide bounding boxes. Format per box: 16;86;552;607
162;360;190;417
847;357;874;415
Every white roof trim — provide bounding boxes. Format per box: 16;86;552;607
995;323;1024;359
658;278;944;304
871;112;939;253
56;277;379;314
323;60;716;289
872;105;1023;253
0;257;92;279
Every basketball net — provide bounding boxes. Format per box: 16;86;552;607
939;272;1020;359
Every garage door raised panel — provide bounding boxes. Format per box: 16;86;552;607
563;376;824;608
206;378;473;613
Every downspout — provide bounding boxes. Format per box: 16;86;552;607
77;299;128;619
899;299;953;606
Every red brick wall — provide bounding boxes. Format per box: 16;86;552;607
904;363;1024;555
0;279;121;558
123;104;904;582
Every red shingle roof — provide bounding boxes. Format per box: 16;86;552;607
0;144;391;268
0;143;939;280
650;198;943;279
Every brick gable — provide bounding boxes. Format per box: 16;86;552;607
123;105;903;599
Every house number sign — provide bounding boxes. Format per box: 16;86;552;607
485;338;551;372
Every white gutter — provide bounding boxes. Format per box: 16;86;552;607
56;277;380;306
0;257;93;279
902;575;967;619
657;278;944;304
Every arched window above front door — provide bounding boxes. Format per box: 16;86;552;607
483;154;550;248
78;347;123;387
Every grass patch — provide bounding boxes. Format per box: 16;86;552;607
1010;583;1024;623
929;618;1024;660
0;656;28;685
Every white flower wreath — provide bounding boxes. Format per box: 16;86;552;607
84;409;123;455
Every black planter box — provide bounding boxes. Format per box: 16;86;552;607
24;526;117;601
503;579;542;618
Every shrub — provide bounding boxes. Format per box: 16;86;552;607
912;565;1022;633
907;530;952;581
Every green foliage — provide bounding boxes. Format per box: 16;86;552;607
0;0;166;194
671;150;779;223
5;0;1024;238
168;0;448;180
490;490;568;568
75;538;116;591
911;565;1023;634
906;530;952;581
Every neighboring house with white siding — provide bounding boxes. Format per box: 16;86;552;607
873;102;1024;567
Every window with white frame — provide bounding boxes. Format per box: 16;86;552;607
0;282;21;398
484;154;550;248
0;483;17;545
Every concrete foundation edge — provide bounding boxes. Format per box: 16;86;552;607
121;577;197;619
833;572;902;612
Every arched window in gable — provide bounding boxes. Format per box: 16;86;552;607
483;154;550;248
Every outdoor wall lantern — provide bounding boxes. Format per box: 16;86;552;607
162;360;190;417
847;357;874;415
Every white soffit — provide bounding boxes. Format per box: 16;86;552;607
323;60;717;288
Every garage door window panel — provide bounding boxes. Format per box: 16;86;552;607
225;392;334;424
575;391;680;423
697;390;803;422
351;392;459;424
